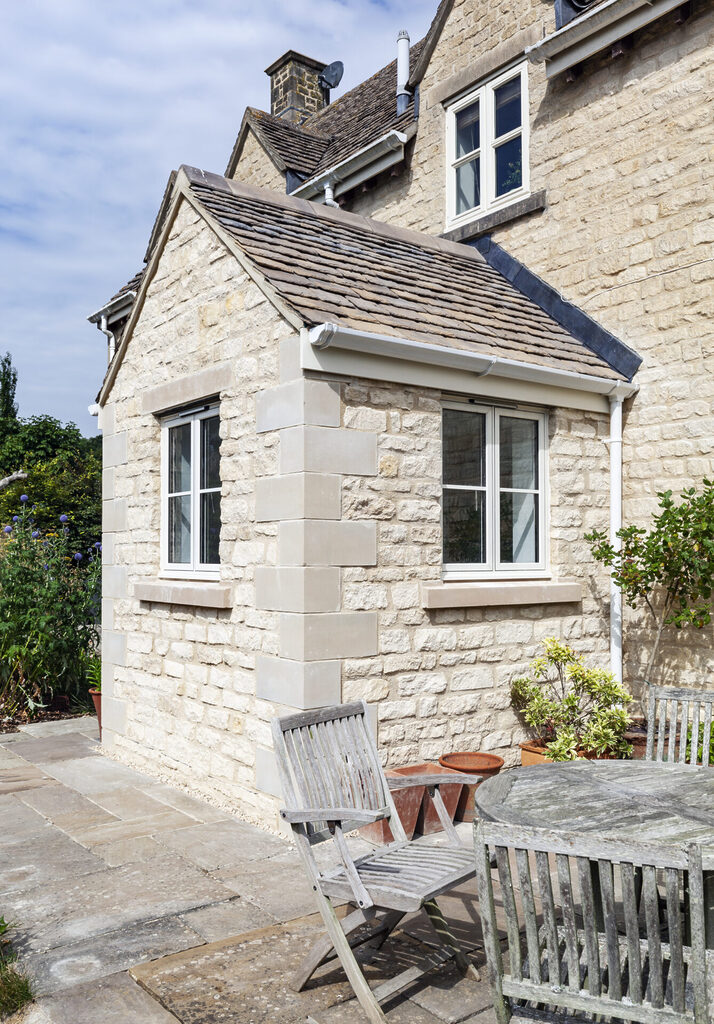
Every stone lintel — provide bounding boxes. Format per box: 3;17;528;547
141;363;235;416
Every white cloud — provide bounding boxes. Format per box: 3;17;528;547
0;0;435;433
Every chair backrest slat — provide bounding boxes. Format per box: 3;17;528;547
272;701;397;844
474;818;708;1024
645;684;714;768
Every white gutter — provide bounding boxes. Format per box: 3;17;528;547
291;130;409;202
308;322;639;398
525;0;689;77
87;290;137;365
607;382;631;682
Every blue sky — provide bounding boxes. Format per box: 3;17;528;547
1;0;435;435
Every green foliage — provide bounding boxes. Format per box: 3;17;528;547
0;416;101;553
0;504;101;715
86;655;102;694
0;916;33;1019
586;481;714;682
510;637;633;761
0;353;18;422
685;725;714;765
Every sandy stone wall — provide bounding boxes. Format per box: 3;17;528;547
230;129;286;192
102;200;292;822
342;0;714;694
336;378;612;765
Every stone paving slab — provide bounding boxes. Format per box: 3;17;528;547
92;835;166;867
155;817;287;870
140;781;233;823
15;717;99;740
4;852;236;954
217;848;320;922
71;807;200;848
0;796;57;846
13;971;178;1023
22;914;204;996
17;785;119;833
0;762;57;795
8;733;98;765
39;754;151;793
0;830;106;896
179;896;277;942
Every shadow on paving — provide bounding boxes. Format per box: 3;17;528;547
130;910;493;1024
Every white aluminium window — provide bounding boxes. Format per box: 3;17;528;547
161;404;222;577
446;62;529;229
442;403;548;577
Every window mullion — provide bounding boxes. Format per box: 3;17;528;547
192;417;200;571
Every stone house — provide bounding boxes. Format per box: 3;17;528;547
91;0;713;826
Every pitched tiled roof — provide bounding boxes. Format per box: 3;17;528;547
183;168;625;381
228;41;423;182
108;269;144;304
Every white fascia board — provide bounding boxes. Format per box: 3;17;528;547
525;0;685;77
291;130;408;201
303;323;637;414
87;291;136;325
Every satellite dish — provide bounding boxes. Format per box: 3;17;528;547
319;61;344;91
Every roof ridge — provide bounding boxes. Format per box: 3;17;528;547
179;165;487;266
247;106;331;142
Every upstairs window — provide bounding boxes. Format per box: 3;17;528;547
161;404;221;576
442;403;547;577
446;63;529;228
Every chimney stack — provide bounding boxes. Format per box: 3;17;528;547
265;51;329;123
396;30;410;115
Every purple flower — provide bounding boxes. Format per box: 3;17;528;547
43;563;49;570
3;526;11;534
31;531;40;539
59;514;69;523
12;516;19;522
73;552;82;561
94;541;101;549
20;494;28;503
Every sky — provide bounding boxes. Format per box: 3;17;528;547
1;0;436;436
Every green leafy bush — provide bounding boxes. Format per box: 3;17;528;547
510;638;633;761
0;500;101;718
587;481;714;684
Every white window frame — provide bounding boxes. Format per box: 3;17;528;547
442;401;549;580
160;403;221;580
445;61;530;230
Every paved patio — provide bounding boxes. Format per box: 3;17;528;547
1;720;496;1024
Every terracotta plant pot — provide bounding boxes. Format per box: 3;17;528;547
360;761;463;844
519;741;552;765
438;751;505;822
413;762;463;836
89;689;102;741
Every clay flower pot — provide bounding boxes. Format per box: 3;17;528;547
89;689;102;741
519;741;551;765
439;751;505;821
360;762;462;844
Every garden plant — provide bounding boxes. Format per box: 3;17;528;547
510;637;633;761
0;916;32;1018
587;480;714;685
0;498;101;723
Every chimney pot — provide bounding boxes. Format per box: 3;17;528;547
265;50;329;123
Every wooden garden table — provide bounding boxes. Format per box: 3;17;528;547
474;759;714;946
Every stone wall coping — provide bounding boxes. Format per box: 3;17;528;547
134;579;233;609
421;579;582;609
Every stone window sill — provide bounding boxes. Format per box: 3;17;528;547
421;579;582;610
134;579;232;609
442;190;547;244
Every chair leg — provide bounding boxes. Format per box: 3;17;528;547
291;906;403;992
309;892;389;1024
423;898;481;982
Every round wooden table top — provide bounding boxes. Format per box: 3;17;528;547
474;759;714;853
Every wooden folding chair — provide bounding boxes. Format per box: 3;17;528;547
272;700;481;1024
646;682;714;765
474;817;710;1024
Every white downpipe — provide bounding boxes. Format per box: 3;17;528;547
99;314;116;363
609;392;624;681
323;181;339;208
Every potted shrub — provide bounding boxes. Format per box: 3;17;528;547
86;655;101;740
510;638;633;763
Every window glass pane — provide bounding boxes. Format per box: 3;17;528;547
168;494;191;563
200;491;221;564
200;415;221;490
495;136;522;197
455;157;481;216
443;409;485;487
456;100;480;158
500;492;538;564
500;416;538;490
169;423;191;493
443;490;486;564
494;76;521;138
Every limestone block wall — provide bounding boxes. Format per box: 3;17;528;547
102;200;295;822
334;379;612;765
230;129;286;192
